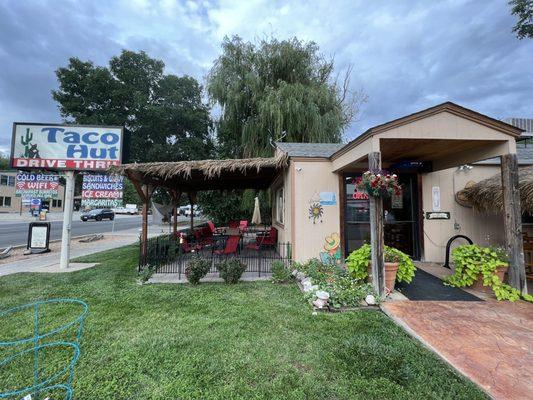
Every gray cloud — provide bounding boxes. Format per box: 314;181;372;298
0;0;531;156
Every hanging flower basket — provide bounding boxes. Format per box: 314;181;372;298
355;170;401;198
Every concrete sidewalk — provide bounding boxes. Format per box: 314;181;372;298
382;300;533;400
0;211;72;222
0;225;171;277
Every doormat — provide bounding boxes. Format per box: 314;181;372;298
396;269;482;301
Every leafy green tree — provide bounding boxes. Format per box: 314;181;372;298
510;0;533;39
52;50;214;163
207;36;362;158
0;153;10;170
201;36;362;223
122;178;141;206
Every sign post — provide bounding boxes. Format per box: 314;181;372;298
60;171;76;269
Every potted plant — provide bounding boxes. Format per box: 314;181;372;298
445;244;516;299
345;244;416;292
355;170;401;198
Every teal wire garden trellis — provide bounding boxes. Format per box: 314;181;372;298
0;299;88;400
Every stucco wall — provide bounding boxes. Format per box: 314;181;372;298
292;160;341;263
421;165;504;262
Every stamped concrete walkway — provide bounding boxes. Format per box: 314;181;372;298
382;300;533;400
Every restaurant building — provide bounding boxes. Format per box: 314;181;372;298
271;102;530;265
117;101;528;295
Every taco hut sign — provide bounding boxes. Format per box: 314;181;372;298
10;123;123;171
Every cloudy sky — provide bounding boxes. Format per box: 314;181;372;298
0;0;531;156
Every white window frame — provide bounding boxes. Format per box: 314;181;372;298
275;187;285;225
0;196;11;207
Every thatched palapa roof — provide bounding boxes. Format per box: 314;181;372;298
457;166;533;214
111;152;289;191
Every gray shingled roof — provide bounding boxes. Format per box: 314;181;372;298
277;141;533;165
275;142;345;158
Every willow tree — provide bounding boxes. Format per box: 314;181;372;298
207;36;362;158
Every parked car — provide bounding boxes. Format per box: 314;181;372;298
81;209;115;221
113;204;139;215
183;205;200;217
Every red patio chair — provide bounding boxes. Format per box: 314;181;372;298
199;225;214;246
255;227;277;247
246;227;278;251
213;235;240;256
239;220;248;232
207;221;216;234
228;221;239;229
179;233;199;253
245;233;265;251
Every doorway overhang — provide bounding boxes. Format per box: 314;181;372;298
331;102;523;173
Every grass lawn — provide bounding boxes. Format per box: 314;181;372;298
0;246;487;400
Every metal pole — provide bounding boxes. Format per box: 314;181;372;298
60;171;75;269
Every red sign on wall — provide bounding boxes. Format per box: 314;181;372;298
352;190;369;200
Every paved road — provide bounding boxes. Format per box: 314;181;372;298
0;216;145;248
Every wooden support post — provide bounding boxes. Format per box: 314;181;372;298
140;185;154;263
501;154;527;295
128;172;154;264
369;152;385;297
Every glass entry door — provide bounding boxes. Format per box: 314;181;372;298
344;173;420;259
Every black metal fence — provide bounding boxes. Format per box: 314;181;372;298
139;233;292;279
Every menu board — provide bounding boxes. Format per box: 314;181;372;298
30;225;48;248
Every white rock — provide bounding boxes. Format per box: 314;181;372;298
315;290;330;300
313;298;328;309
312;311;318;316
365;294;376;305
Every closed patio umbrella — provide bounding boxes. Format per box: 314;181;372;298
252;196;261;225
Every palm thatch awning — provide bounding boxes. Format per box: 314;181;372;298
457;166;533;214
111;153;288;192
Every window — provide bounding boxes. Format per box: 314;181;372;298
7;176;15;186
52;199;63;208
0;175;7;186
0;196;11;207
275;187;284;224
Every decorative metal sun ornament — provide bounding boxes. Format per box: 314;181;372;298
309;202;324;224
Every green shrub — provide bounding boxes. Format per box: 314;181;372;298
185;256;211;285
345;244;416;283
217;259;247;284
445;244;531;302
295;258;346;285
138;264;155;283
271;261;293;283
325;278;376;309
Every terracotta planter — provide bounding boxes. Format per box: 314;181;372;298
367;262;400;291
470;265;508;293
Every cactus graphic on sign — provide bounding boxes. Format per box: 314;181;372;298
20;128;40;158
